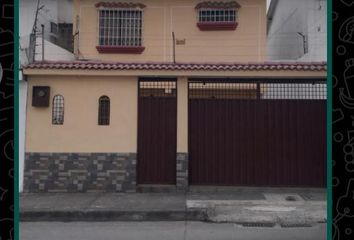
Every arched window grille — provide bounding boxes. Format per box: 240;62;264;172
52;95;64;125
98;96;110;125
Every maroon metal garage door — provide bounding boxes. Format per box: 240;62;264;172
188;78;326;187
137;78;177;184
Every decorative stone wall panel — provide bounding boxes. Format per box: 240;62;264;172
176;152;188;191
24;152;136;192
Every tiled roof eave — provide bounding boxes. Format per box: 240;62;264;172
195;1;241;9
95;2;146;9
25;61;327;72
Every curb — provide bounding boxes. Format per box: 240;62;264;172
20;210;207;222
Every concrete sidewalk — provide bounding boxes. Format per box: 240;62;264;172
20;188;326;226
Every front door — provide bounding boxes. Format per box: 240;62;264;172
137;78;177;184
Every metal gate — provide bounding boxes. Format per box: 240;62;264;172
188;78;326;187
137;78;177;184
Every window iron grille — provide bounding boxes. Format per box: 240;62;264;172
188;79;327;100
139;80;177;98
98;96;110;125
198;9;237;23
52;95;64;125
98;8;143;47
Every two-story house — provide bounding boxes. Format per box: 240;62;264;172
23;0;327;193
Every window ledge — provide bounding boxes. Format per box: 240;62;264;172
197;22;238;31
96;46;145;54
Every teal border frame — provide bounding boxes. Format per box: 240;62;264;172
13;1;332;240
14;0;19;239
326;0;332;239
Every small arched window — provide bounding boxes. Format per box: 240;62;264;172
98;96;110;125
52;95;64;125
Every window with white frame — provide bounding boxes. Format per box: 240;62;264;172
98;9;143;46
198;9;236;23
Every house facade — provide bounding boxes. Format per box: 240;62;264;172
23;0;327;193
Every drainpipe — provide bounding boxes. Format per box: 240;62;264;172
172;32;176;64
41;24;45;61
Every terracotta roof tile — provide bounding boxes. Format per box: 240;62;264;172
26;61;327;72
95;2;146;9
195;1;241;9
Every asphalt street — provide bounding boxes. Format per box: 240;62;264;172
20;221;326;240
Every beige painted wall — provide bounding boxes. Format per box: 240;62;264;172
25;76;138;152
25;71;326;153
74;0;267;62
26;75;191;153
177;77;188;152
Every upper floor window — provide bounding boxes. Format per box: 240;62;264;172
195;1;241;31
198;9;236;23
52;95;64;125
98;96;110;125
95;2;146;53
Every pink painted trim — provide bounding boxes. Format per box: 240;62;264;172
96;46;145;54
197;22;238;31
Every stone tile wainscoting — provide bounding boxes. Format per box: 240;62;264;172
176;153;188;191
24;153;137;192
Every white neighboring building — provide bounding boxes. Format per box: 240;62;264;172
267;0;327;61
19;0;74;192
